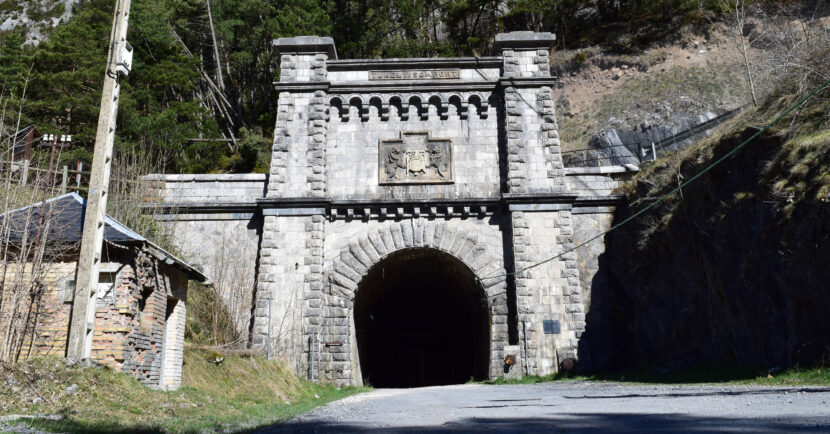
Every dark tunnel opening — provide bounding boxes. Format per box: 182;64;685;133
354;248;491;388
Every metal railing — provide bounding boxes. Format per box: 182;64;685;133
563;106;747;167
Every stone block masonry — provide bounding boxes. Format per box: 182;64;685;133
150;32;632;385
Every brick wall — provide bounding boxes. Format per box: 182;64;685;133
0;261;77;359
0;248;188;389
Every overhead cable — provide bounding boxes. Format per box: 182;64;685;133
481;77;830;283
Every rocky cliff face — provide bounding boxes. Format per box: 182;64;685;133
564;111;717;167
0;0;79;45
584;127;830;374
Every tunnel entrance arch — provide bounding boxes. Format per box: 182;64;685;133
353;248;491;388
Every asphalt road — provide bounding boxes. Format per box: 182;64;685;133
259;382;830;433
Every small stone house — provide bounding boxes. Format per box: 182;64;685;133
0;193;206;390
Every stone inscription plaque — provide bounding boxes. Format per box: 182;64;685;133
379;132;453;184
369;69;460;80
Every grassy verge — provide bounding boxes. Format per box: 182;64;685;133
482;366;830;387
1;347;368;433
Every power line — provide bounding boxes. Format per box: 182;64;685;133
480;77;830;283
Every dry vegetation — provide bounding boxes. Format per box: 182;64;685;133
0;347;367;433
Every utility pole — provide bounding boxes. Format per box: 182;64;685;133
67;0;133;362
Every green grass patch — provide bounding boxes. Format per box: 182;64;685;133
1;348;369;433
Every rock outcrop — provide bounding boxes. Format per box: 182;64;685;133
0;0;79;45
585;128;830;374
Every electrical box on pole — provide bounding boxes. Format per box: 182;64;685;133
67;0;132;362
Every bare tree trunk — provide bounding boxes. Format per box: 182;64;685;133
170;29;238;149
205;0;226;93
734;1;759;106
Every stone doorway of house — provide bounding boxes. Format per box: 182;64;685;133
353;248;491;388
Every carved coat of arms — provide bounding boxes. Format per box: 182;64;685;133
379;132;452;184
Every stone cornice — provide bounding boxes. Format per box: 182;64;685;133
572;195;626;207
272;82;330;93
273;78;563;94
493;31;556;51
143;173;267;182
498;77;558;88
273;36;337;59
502;192;578;203
328;81;498;94
148;194;626;220
327;57;502;70
564;165;639;175
143;202;259;214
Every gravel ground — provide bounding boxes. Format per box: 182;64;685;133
258;382;830;433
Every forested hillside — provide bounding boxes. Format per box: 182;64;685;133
0;0;742;174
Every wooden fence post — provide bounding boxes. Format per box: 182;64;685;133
21;159;29;186
61;166;68;194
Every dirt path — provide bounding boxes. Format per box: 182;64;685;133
258;382;830;433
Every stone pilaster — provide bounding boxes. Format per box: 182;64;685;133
308;90;329;197
269;91;293;196
497;31;586;374
537;86;566;187
255;37;336;374
556;210;586;363
496;32;560;194
509;211;539;373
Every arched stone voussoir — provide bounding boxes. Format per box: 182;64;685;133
438;227;457;252
450;234;473;260
412;219;425;247
368;230;388;257
339;250;367;277
379;227;395;254
399;221;415;248
331;268;359;292
328;224;505;309
359;233;381;263
481;277;508;296
349;242;373;270
329;282;354;301
422;223;436;248
390;224;405;249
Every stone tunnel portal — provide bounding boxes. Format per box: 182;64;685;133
354;248;491;388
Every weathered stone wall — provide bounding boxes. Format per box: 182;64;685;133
251;214;316;371
147;174;264;336
571;210;616;311
162;217;258;334
146;174;266;205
